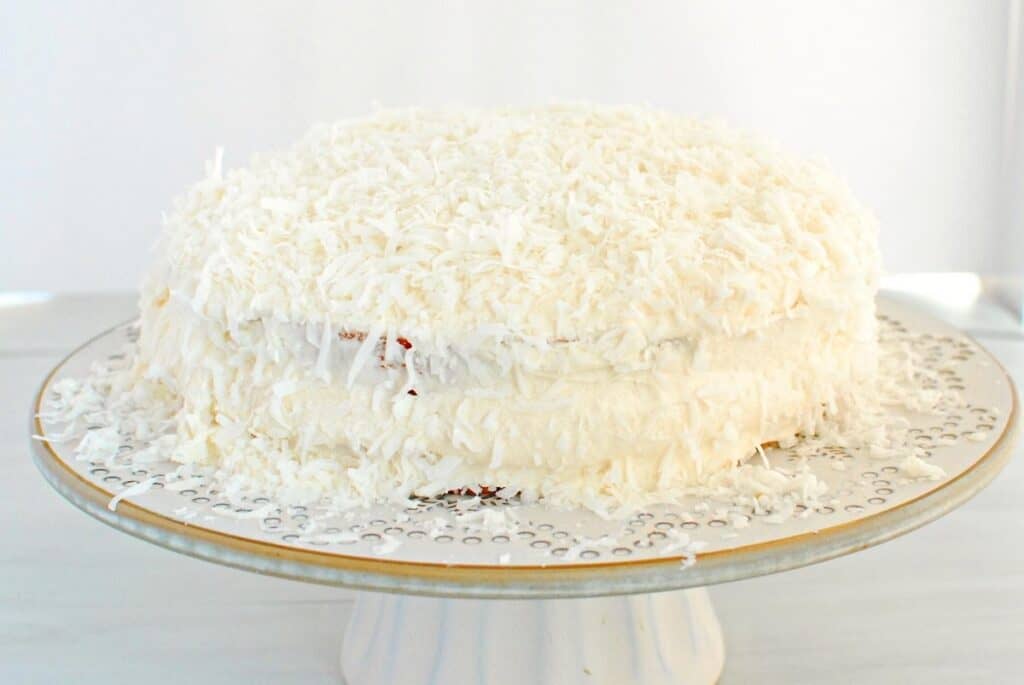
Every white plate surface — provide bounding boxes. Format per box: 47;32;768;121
30;297;1019;598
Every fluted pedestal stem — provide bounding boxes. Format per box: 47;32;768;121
342;588;724;684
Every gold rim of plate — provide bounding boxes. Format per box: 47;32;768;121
28;301;1021;598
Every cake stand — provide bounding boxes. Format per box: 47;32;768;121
29;298;1019;685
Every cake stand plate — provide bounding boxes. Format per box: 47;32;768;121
29;298;1019;684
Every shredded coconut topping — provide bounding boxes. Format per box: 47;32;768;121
153;104;878;351
38;105;946;522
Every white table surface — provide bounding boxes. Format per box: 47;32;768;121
3;282;1023;684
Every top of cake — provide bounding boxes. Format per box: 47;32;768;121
155;104;878;356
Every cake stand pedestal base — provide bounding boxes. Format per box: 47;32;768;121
341;588;724;685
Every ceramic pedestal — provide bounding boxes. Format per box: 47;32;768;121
342;588;724;684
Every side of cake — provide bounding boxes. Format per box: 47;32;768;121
121;105;880;509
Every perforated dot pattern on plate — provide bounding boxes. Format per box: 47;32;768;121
35;300;1013;568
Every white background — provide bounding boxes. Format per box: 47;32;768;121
2;1;1020;292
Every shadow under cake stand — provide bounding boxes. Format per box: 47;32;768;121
30;297;1019;684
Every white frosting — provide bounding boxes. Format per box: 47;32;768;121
119;104;883;511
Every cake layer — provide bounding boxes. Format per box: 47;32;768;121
152;105;878;362
126;290;877;507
